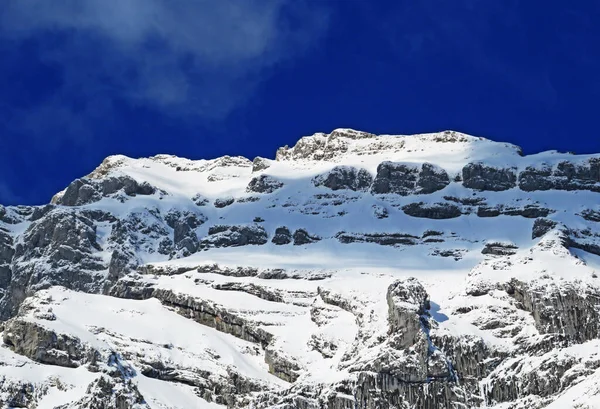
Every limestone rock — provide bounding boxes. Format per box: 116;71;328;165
462;163;517;191
56;175;156;206
519;159;600;192
246;175;284;194
200;224;268;249
252;156;272;173
292;229;320;245
312;166;373;191
402;202;462;219
371;162;450;195
271;226;292;245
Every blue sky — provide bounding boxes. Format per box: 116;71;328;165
0;0;599;205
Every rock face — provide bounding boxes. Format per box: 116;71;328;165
532;218;558;239
292;229;320;245
402;202;462;219
0;209;105;319
55;175;156;206
57;375;149;409
506;277;600;344
252;157;272;173
164;210;205;255
247;175;284;194
312;166;373;191
336;231;419;246
3;319;98;368
462;163;517;191
200;225;269;249
481;241;518;256
371;162;450;195
271;227;292;245
519;159;600;192
214;197;235;208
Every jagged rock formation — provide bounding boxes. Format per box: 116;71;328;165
1;128;600;408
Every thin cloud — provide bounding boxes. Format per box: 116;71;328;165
0;0;329;129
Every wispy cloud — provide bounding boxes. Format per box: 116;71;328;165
0;0;328;136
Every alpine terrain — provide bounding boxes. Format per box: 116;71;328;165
2;129;600;409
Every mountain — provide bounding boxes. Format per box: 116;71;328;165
1;129;600;409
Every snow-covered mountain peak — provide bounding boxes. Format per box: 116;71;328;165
2;129;600;409
274;128;524;165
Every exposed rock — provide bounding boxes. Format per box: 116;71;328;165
462;163;517;191
212;282;284;303
292;229;320;245
0;209;106;319
3;319;99;367
477;204;552;219
336;231;418;246
265;347;301;382
30;204;56;222
312;166;373;191
104;209;173;282
430;249;465;261
519;159;600;192
56;375;149;409
164;210;205;255
443;195;486;206
371;162;450;195
246;175;284;194
532;218;558;239
271;227;292;245
581;209;600;222
387;278;430;344
200;224;268;249
276;129;375;162
372;204;389;219
506;277;600;343
252;157;272;173
151;288;273;346
481;241;518;256
192;193;209;206
214;197;235;208
483;349;600;405
402;202;462;219
56;175;156;206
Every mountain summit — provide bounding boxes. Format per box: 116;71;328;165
1;129;600;408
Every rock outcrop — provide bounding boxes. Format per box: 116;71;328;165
200;225;269;249
55;175;156;206
462;163;517;191
518;159;600;192
402;202;462;219
371;162;450;195
247;175;284;194
312;166;373;192
271;227;292;245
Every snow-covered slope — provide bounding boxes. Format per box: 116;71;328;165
1;129;600;408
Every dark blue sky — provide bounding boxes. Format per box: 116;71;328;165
1;0;599;205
